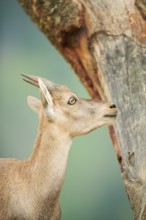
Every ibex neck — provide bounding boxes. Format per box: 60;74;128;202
29;118;72;201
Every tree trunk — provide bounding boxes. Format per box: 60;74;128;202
18;0;146;219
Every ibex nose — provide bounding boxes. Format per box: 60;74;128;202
110;104;116;109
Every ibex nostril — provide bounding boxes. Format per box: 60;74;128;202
110;104;116;109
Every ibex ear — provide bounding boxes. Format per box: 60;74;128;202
38;78;55;120
27;96;41;113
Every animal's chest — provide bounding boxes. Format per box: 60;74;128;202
1;195;60;220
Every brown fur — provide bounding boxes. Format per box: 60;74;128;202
0;115;68;219
0;76;117;219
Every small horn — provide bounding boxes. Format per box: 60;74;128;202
21;73;56;90
21;73;38;87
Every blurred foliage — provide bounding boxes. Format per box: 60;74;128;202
0;0;133;219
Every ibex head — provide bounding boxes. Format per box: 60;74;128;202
22;74;117;137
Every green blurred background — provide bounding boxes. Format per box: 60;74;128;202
0;1;133;219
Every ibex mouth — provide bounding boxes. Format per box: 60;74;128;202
104;113;117;118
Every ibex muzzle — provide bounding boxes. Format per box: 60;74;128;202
0;74;117;220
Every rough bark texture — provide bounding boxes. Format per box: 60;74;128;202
18;0;146;219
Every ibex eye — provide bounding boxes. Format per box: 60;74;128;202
68;97;77;105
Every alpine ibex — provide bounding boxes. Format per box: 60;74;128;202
0;74;117;220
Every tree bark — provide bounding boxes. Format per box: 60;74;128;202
18;0;146;219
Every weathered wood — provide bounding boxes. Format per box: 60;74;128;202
94;34;146;219
18;0;146;219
